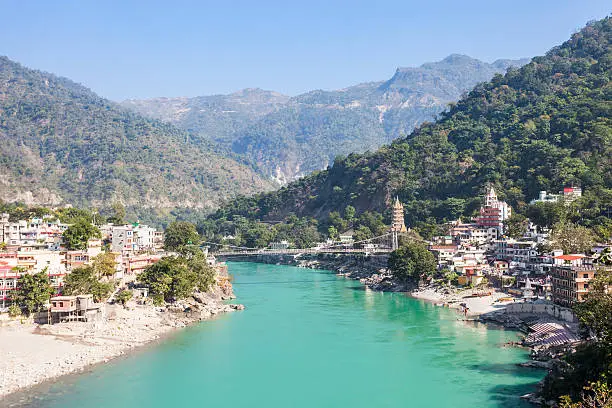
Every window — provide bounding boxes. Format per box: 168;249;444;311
584;284;589;289
583;274;589;279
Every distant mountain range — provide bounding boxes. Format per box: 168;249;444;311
0;56;274;222
123;55;530;182
0;52;529;224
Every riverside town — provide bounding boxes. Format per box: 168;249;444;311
0;6;611;408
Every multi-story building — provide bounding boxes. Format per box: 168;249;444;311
1;215;68;248
1;220;28;246
0;247;69;308
154;231;164;249
471;226;500;249
475;187;511;231
134;224;156;251
110;225;135;254
550;254;598;306
562;186;582;203
494;239;540;273
0;252;19;308
122;254;161;275
448;221;499;249
429;245;459;268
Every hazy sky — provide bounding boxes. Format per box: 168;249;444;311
2;1;609;100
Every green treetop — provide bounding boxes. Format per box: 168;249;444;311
164;221;201;252
14;271;54;316
63;218;101;250
388;241;436;284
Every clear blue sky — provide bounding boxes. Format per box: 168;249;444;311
2;0;609;100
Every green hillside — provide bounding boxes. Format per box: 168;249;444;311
124;56;528;183
0;57;274;221
205;18;611;237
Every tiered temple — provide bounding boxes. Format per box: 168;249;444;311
390;197;408;233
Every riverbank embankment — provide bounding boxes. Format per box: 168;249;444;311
0;285;244;399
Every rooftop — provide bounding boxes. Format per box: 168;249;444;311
553;254;585;261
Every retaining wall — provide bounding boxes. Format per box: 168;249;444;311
505;302;576;323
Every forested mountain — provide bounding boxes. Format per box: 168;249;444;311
206;18;611;234
0;57;274;221
124;55;529;182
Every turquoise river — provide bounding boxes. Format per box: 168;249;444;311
12;262;544;407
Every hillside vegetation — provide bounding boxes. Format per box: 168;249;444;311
124;55;528;182
0;57;274;222
205;18;611;237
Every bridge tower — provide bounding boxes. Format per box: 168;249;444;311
390;197;407;250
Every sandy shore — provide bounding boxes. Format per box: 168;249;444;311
410;287;512;316
0;294;241;399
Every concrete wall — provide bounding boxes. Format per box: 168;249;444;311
505;302;576;323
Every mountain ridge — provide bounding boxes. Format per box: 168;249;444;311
0;56;274;222
122;54;530;182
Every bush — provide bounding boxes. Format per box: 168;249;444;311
116;290;133;306
8;304;21;318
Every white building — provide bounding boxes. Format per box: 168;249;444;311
134;225;156;250
530;190;560;205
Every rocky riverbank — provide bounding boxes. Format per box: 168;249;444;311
0;284;244;400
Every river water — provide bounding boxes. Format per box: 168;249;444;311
16;262;543;407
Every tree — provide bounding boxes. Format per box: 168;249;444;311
63;266;114;302
164;221;200;252
115;290;133;306
504;213;529;239
550;222;596;254
8;304;20;318
242;223;273;248
327;211;348;232
91;252;117;279
13;271;54;316
187;252;216;293
527;202;566;229
327;226;339;241
595;248;612;266
388;242;436;283
560;378;610;408
574;269;612;345
107;202;126;225
353;225;373;242
344;205;356;223
139;252;216;305
63;218;101;250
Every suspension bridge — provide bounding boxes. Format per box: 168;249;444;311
207;231;419;257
